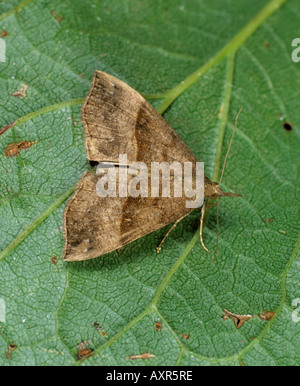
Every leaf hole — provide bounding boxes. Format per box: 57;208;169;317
283;121;293;132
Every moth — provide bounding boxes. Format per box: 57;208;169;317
62;71;240;262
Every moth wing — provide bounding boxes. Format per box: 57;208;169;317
63;71;202;261
81;70;198;166
62;172;193;261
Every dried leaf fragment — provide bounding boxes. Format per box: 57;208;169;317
181;333;190;340
6;343;17;359
222;309;254;329
77;340;89;349
258;311;275;321
127;352;155;360
76;347;93;360
262;218;274;223
93;322;101;330
93;322;107;337
222;309;275;329
4;141;37;158
10;84;29;98
51;10;63;22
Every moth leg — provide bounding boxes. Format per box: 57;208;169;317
200;201;209;252
156;214;188;254
206;201;217;209
213;196;220;261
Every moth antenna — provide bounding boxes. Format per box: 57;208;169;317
213;196;220;261
214;108;242;260
200;201;209;252
219;108;242;186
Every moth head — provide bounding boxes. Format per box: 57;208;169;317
205;181;242;200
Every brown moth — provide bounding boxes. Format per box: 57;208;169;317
62;71;240;262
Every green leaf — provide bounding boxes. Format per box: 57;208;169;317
0;0;299;366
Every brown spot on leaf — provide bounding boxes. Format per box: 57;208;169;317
262;218;274;223
93;322;107;337
51;256;57;264
181;333;190;340
93;322;101;330
51;10;63;22
1;30;8;38
77;340;89;348
4;141;37;158
76;347;93;360
127;352;155;360
258;311;275;321
4;143;20;158
154;321;162;332
6;343;17;359
10;85;29;98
